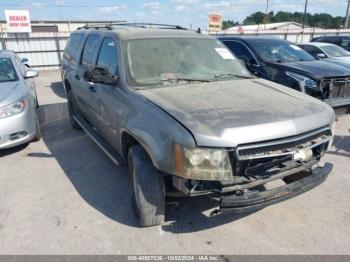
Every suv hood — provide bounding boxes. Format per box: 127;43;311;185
139;79;334;147
0;81;24;108
267;60;350;79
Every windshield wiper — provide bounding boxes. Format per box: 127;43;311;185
161;77;210;84
214;73;252;80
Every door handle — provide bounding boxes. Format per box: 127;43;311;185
74;75;80;80
89;85;96;93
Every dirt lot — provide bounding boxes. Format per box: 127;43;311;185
0;70;349;254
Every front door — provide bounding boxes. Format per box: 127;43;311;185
91;37;122;149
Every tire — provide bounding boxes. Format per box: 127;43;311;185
32;113;42;142
67;89;82;130
128;145;165;227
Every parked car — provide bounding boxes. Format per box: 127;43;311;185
62;24;335;227
219;36;350;109
0;50;41;149
298;42;350;66
311;35;350;52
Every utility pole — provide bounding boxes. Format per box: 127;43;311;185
301;0;308;42
302;0;308;29
345;0;350;28
264;0;269;30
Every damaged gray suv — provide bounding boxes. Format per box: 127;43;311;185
61;23;335;227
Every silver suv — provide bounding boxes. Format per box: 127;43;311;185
61;23;335;227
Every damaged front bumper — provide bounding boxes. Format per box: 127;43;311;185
220;162;333;214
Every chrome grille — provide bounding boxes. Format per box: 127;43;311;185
236;128;332;160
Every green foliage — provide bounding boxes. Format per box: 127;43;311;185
222;20;239;30
223;11;345;29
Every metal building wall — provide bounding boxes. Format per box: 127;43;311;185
0;32;69;70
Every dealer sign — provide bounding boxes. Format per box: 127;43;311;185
5;10;32;33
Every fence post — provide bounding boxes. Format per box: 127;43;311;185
0;32;6;50
54;32;62;68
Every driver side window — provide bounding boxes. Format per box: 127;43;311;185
223;41;258;66
302;45;323;58
96;37;118;75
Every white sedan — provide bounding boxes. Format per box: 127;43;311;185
298;42;350;66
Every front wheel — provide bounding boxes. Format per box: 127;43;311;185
128;145;165;227
32;113;42;142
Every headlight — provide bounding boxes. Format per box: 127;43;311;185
0;98;27;119
285;71;318;92
327;121;336;151
173;144;233;181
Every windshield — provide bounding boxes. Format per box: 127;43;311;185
321;45;350;57
0;58;17;83
125;38;251;87
253;42;315;63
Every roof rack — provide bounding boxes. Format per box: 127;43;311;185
77;23;113;30
78;22;188;31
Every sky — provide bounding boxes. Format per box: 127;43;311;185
0;0;348;29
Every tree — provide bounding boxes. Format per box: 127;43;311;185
222;20;239;30
227;11;346;28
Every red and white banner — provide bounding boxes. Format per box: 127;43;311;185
5;10;32;33
208;13;223;31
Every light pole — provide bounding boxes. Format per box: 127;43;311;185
345;0;350;28
301;0;308;42
264;0;269;29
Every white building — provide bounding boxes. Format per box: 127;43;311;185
0;20;125;33
225;22;307;33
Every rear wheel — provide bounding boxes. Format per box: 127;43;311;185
67;89;81;130
128;145;165;227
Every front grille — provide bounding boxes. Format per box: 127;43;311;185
236;128;332;160
320;77;350;100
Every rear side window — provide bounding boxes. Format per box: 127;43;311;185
341;39;350;48
96;38;118;75
81;34;100;67
63;33;84;62
319;37;340;45
223;41;258;65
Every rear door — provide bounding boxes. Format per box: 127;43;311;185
75;34;101;124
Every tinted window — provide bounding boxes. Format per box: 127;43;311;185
97;38;118;75
63;33;84;62
0;58;18;82
341;39;350;48
318;37;340;44
81;34;100;67
300;45;323;57
223;41;258;65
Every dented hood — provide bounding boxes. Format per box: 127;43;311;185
138;78;334;147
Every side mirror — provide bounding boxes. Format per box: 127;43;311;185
316;53;326;59
24;69;39;78
21;58;29;63
84;66;118;85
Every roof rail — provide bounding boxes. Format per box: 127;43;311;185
77;22;187;31
77;23;113;30
109;23;188;30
